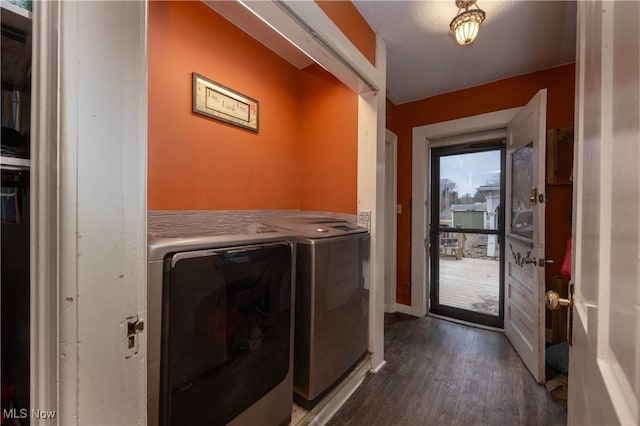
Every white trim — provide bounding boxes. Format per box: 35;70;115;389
1;0;32;19
58;2;80;423
428;128;507;148
384;129;398;313
303;358;370;426
428;313;505;333
414;108;522;141
30;0;59;421
57;2;148;423
357;35;387;372
410;108;521;316
597;358;636;424
238;0;381;95
389;303;424;318
1;156;30;168
370;360;387;374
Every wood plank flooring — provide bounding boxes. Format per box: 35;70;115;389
439;257;500;315
327;314;567;426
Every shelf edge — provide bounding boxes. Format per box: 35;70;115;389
1;1;32;20
1;155;30;169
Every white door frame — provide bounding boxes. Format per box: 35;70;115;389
385;129;398;312
33;1;149;424
568;1;640;424
410;108;521;317
30;0;59;418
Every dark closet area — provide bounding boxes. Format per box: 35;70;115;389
1;2;32;422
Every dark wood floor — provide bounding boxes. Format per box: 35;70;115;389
328;314;567;426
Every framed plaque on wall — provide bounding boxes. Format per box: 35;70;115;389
192;72;259;132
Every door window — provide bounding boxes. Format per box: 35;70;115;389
430;144;505;328
510;143;534;239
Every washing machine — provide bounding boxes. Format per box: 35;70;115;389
263;214;370;408
147;211;296;426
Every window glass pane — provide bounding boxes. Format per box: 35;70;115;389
510;144;533;239
439;150;501;230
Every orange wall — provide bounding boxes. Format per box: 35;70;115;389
315;0;376;66
148;1;358;213
393;64;576;304
299;64;358;213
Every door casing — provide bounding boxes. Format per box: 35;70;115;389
411;107;521;317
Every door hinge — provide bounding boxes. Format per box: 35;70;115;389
126;316;144;358
568;280;574;346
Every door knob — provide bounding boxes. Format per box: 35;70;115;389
545;290;572;310
538;258;554;267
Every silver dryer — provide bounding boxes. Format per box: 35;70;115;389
264;215;370;408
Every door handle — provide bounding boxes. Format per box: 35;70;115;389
545;290;572;310
538;258;554;267
545;281;575;346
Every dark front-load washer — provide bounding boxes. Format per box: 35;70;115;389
147;211;296;426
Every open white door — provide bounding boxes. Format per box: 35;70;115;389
504;89;547;383
568;1;640;424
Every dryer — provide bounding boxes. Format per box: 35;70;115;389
263;215;370;408
147;211;296;426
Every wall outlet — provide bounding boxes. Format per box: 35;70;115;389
358;209;371;229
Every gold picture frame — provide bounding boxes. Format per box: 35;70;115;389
192;72;259;132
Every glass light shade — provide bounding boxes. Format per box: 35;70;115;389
450;8;485;45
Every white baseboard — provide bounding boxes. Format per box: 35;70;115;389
370;359;387;374
298;356;371;426
427;312;504;333
389;303;423;318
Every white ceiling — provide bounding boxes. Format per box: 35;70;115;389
353;0;577;105
208;1;577;107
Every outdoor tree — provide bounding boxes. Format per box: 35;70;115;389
440;178;459;212
458;193;476;204
473;189;485;203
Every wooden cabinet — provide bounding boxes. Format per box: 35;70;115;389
547;127;574;185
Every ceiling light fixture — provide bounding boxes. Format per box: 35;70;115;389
450;0;486;46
